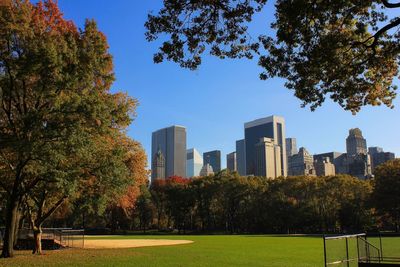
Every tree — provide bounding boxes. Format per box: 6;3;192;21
145;0;400;113
150;179;168;230
116;138;149;220
373;159;400;232
0;0;139;257
135;185;154;233
164;176;193;233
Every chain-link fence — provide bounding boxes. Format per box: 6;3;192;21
17;228;85;249
357;235;381;264
55;229;85;248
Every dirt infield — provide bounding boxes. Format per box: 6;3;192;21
84;239;194;249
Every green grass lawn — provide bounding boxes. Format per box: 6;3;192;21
1;235;399;267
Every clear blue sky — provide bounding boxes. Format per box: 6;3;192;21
57;1;400;168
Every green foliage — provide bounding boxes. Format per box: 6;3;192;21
373;159;400;231
0;0;144;256
147;174;374;234
134;185;154;232
146;0;400;112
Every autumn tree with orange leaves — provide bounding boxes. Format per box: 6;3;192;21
0;1;145;257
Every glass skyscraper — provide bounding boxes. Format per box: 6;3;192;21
151;125;187;182
244;115;287;176
203;150;221;173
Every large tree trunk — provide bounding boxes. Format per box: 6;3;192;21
1;197;19;258
32;225;42;255
13;210;22;248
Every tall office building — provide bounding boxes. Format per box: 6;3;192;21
288;147;315;176
346;128;367;156
186;148;203;177
254;137;282;178
236;139;246;176
151;125;187;182
345;128;371;179
227;152;237;172
203;150;221;173
286;138;297;157
244;115;287;176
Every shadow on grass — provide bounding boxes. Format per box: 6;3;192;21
243;234;323;238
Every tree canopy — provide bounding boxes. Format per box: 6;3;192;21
145;0;400;113
0;0;146;257
373;159;400;232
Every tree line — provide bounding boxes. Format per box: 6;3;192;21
117;160;400;234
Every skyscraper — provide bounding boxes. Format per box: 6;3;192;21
203;150;221;173
186;148;203;177
227;152;237;172
286;138;297;158
244;115;287;176
236;139;246;176
344;128;371;179
346;128;367;156
151;125;186;182
254;137;282;178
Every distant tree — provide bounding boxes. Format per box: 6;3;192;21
135;185;154;233
146;0;400;113
373;159;400;232
191;176;219;231
164;176;193;233
0;0;140;257
150;179;168;230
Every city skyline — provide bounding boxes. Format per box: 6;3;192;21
151;120;397;173
56;1;400;170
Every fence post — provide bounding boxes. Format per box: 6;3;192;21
345;237;350;267
379;231;383;262
323;235;327;267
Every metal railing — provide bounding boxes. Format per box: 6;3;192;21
324;233;400;266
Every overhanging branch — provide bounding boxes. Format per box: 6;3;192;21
38;196;67;225
368;16;400;48
382;0;400;8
